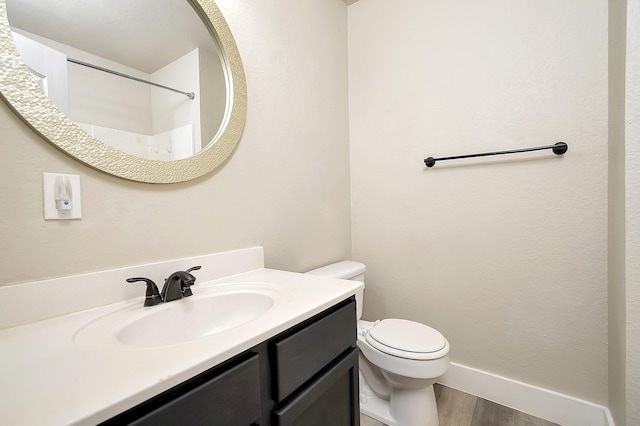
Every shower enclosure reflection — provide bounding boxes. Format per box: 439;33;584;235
6;0;227;161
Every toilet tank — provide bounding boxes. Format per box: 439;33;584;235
306;261;366;319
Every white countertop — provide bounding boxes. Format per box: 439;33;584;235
0;268;362;426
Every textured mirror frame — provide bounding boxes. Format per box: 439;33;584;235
0;0;246;183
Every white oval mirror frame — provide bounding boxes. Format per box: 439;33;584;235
0;0;246;184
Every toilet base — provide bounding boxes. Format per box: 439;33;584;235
359;373;439;426
390;386;438;426
360;395;396;426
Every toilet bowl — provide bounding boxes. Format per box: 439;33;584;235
306;261;450;426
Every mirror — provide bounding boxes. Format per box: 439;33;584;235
7;0;228;161
0;0;246;183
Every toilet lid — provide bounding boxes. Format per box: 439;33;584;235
366;319;447;357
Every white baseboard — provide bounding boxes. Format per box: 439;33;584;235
438;362;614;426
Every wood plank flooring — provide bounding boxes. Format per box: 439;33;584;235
360;384;560;426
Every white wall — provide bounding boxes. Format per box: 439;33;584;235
608;0;627;421
604;1;640;422
626;1;640;423
151;48;201;153
68;58;153;135
0;0;351;285
349;0;609;404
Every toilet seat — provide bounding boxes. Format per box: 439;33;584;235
365;319;447;360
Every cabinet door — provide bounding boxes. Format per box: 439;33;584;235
103;354;261;426
272;299;356;402
274;348;359;426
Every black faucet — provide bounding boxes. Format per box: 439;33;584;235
127;266;202;306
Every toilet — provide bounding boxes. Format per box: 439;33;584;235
306;261;450;426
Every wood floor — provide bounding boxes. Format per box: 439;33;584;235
360;384;560;426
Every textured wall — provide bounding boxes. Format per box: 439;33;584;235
626;0;640;423
0;0;351;285
609;0;627;423
348;0;609;404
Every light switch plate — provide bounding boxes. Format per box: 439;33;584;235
43;173;82;220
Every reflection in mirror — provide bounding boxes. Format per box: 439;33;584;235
0;0;246;183
6;0;227;161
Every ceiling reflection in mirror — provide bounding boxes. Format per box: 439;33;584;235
6;0;227;161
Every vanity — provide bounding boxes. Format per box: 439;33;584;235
0;247;363;425
103;298;358;426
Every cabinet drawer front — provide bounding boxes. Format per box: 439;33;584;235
272;299;356;402
128;355;261;426
274;348;359;426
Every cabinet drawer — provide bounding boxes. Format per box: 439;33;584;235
272;299;356;402
274;348;359;426
117;354;261;426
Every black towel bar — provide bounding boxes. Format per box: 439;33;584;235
424;142;568;168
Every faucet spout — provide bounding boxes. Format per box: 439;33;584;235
160;266;202;303
161;275;184;302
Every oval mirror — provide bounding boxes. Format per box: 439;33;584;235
0;0;246;183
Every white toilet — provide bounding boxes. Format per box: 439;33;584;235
307;261;450;426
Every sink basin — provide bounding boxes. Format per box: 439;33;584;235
118;292;274;348
74;285;287;349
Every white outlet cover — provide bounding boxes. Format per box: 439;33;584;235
43;173;82;220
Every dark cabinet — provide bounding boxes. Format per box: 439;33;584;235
272;300;356;402
101;297;358;426
274;349;359;426
130;355;261;426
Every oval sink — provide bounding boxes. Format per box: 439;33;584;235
117;292;274;348
73;285;287;349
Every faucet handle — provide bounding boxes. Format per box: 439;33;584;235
126;277;163;307
180;266;201;297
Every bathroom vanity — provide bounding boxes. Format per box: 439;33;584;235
102;298;359;425
0;247;363;426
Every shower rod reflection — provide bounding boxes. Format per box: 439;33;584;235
67;58;195;100
424;142;568;168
